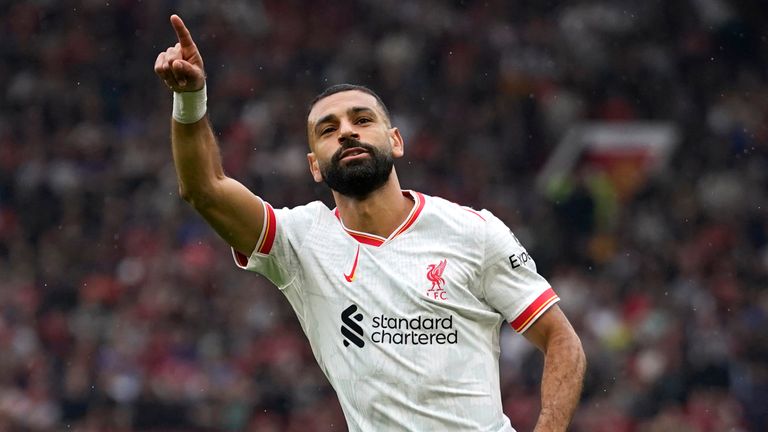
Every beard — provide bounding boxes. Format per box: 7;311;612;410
320;137;394;199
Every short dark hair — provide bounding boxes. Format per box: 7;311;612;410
308;84;391;125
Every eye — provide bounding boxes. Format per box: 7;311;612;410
356;117;372;125
320;126;336;136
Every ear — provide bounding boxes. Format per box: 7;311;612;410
307;152;323;183
389;127;405;159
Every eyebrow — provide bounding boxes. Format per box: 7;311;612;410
349;106;376;117
313;106;379;136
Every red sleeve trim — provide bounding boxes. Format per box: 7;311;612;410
257;203;277;254
510;288;559;333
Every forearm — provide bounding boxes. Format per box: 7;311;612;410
156;15;265;255
171;115;225;206
533;328;586;431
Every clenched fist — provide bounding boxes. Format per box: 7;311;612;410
154;15;205;92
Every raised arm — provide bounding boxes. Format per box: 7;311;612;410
523;305;586;431
154;15;264;257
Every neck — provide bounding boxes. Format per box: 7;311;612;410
332;171;414;238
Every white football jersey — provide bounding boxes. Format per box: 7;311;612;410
233;191;559;431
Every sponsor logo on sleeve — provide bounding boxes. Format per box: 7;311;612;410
508;251;532;269
508;231;534;270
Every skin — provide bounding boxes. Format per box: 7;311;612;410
154;14;585;431
524;305;587;431
307;91;413;238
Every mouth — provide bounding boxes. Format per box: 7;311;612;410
339;147;370;161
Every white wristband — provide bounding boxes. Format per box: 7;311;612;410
172;85;207;124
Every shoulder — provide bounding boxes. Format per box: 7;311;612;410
422;193;493;229
270;200;333;230
272;200;330;216
412;193;496;254
421;193;518;246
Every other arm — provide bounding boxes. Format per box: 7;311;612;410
154;15;264;256
524;305;586;431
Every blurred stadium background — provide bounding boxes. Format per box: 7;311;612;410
1;0;767;430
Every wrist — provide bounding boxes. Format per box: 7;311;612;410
172;84;207;124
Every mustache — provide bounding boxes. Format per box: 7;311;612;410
332;137;378;163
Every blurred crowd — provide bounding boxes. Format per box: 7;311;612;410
1;0;767;430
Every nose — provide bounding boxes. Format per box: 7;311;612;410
337;119;360;144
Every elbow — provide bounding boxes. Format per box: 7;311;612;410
574;334;587;376
554;329;587;376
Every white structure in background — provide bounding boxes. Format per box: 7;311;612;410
536;122;680;200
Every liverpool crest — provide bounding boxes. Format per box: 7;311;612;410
426;259;447;300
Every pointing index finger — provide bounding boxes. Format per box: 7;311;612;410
170;14;195;49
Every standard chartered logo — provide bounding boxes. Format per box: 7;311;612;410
341;304;365;348
341;304;458;348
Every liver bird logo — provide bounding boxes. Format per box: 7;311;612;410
426;259;447;291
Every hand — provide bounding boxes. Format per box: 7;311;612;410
154;14;205;92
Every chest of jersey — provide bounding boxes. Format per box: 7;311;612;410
300;226;484;317
293;221;503;382
263;200;519;429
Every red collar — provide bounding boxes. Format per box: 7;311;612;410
333;190;425;247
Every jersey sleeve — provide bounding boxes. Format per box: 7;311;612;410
231;201;321;288
478;210;559;333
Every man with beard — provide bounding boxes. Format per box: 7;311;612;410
154;15;585;432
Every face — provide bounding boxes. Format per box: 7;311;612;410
307;91;404;199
